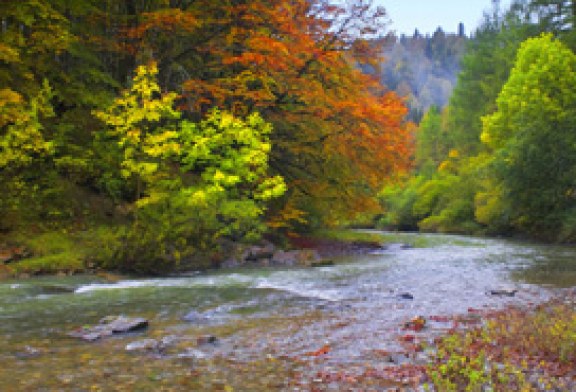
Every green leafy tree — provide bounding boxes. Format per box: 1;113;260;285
481;34;576;240
95;62;181;202
415;106;449;174
0;81;54;169
447;2;539;156
0;81;57;229
95;63;285;272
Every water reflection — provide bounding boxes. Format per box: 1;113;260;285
511;243;576;287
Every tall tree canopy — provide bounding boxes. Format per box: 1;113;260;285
480;34;576;239
379;0;576;242
165;0;412;225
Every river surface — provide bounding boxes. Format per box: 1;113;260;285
0;232;575;391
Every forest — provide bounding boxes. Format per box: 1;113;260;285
379;0;576;243
0;0;412;273
1;0;576;276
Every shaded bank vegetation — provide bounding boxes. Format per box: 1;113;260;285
379;0;576;243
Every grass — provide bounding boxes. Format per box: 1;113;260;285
5;231;87;276
311;228;439;248
309;229;387;244
10;253;84;275
2;227;123;277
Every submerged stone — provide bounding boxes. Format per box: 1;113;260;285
68;315;149;341
35;285;76;295
125;338;158;352
398;292;414;300
14;345;43;359
196;335;218;346
488;288;518;297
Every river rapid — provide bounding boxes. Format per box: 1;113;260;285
0;232;575;391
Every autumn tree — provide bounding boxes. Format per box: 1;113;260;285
167;0;413;227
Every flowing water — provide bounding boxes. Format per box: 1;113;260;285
0;232;575;391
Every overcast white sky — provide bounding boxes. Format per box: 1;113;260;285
376;0;512;36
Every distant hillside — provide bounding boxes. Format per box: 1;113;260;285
375;26;468;121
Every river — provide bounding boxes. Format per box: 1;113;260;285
0;232;574;391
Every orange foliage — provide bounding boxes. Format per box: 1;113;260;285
177;0;414;223
87;0;414;225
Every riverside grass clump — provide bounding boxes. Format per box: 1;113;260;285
425;300;576;391
5;231;84;275
3;227;125;276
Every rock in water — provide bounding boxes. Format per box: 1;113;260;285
104;315;149;333
488;288;518;297
196;335;218;346
68;315;149;341
398;292;414;300
182;310;204;322
14;345;43;358
125;339;158;352
34;285;76;296
403;316;426;331
178;348;207;359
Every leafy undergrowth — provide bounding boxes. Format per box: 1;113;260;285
425;296;576;391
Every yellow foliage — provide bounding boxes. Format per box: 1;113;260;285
0;89;24;127
438;160;451;172
267;199;308;229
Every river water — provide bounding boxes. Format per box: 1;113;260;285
0;232;574;391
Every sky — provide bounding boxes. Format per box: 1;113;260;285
376;0;512;36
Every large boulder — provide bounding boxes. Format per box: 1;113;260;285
220;241;277;268
68;315;149;341
271;249;321;267
219;240;324;268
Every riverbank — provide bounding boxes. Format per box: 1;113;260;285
424;291;576;390
0;228;389;279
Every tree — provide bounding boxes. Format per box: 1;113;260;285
0;81;56;229
415;106;448;174
171;0;412;226
481;34;576;240
528;0;576;47
447;1;538;156
94;62;181;203
95;63;285;272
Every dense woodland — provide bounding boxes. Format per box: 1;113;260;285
379;0;576;243
1;0;576;274
0;0;412;273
